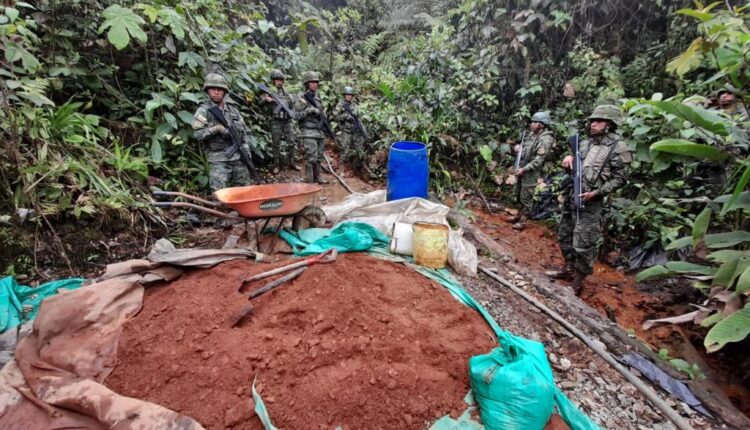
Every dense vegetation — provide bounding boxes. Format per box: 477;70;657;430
1;0;749;351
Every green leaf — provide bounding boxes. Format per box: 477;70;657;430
258;20;275;34
158;7;186;40
705;231;750;249
715;192;750;213
177;110;194;124
180;91;204;104
649;101;733;136
150;140;163;163
704;304;750;352
675;9;713;22
713;256;750;288
692;207;711;248
178;51;205;70
98;5;147;51
479;145;492;162
666;236;692;250
707;250;750;263
667;37;705;77
664;261;716;276
700;311;723;328
144;92;175;122
721;165;750;215
636;265;670;282
5;7;19;22
736;266;750;294
650;140;729;162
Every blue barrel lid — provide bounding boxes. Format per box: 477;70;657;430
390;141;426;151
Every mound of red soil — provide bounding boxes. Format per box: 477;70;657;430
106;253;498;429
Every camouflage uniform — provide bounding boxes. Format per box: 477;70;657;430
266;70;297;169
294;71;327;183
192;74;252;191
558;106;631;278
515;129;555;213
332;88;366;172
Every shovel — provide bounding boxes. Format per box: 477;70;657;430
225;304;255;328
240;248;337;290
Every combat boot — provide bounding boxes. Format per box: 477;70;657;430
545;262;575;280
511;212;528;230
313;165;329;184
571;271;586;296
305;164;315;183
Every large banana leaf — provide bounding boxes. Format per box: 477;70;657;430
705;304;750;352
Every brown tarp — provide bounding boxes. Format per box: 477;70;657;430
0;240;258;429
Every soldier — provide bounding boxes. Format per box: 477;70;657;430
192;73;253;191
508;111;556;230
716;84;749;121
262;69;299;174
553;104;632;294
332;86;367;174
294;71;329;184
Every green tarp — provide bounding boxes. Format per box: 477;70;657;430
0;276;85;333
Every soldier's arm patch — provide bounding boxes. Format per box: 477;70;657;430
192;114;207;129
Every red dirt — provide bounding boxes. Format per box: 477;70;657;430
105;253;499;429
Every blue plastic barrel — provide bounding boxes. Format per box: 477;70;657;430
387;141;429;201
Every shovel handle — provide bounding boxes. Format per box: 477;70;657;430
241;248;337;285
249;267;306;299
153;191;221;207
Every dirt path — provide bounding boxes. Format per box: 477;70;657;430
473;205;750;421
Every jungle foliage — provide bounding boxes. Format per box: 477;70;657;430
1;0;750;350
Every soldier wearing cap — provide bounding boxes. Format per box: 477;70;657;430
332;86;367;174
293;71;329;184
508;111;556;230
553;104;632;294
262;69;299;173
192;73;252;191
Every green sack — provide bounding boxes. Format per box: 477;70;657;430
470;343;555;430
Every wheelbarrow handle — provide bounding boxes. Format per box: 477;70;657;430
152;191;221;207
153;201;242;220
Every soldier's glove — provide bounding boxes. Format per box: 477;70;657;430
305;106;320;116
214;124;229;136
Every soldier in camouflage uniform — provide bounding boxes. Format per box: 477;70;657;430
192;73;253;191
554;104;632;294
508;111;556;230
262;69;299;174
332;86;367;174
293;71;329;184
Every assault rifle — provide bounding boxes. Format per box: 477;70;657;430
514;130;527;174
303;91;336;141
208;106;259;182
257;84;295;119
559;134;584;216
342;101;368;139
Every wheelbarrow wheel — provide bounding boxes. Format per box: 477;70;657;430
292;205;326;231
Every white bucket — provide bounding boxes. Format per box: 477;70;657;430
389;222;414;255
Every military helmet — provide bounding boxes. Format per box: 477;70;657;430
270;69;285;80
589;104;623;126
530;111;551;126
343;86;355;95
203;73;229;91
718;83;740;96
302;71;320;85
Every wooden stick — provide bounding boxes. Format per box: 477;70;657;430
449;209;750;428
480;266;695;430
323;153;354;194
